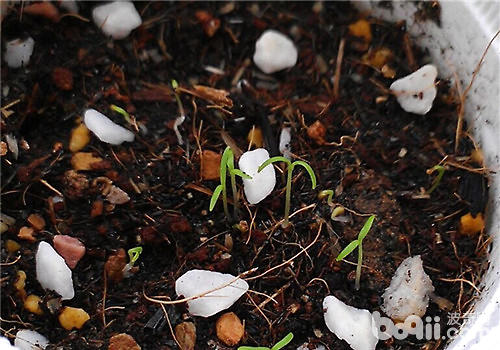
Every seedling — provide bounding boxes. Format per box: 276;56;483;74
110;104;132;124
171;79;186;145
210;146;252;220
336;215;375;290
258;157;316;227
123;246;143;278
426;165;445;194
318;189;334;206
318;189;345;220
238;332;294;350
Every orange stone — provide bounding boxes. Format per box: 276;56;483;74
201;150;221;180
459;213;485;235
108;333;141;350
18;226;36;242
27;213;46;231
348;19;372;42
216;312;244;346
307;120;326;145
175;322;196;350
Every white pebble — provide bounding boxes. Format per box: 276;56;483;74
92;1;142;40
238;148;276;204
4;37;35;68
36;241;74;300
390;64;438;115
106;185;130;204
323;295;378;350
0;335;18;350
381;255;434;322
175;270;249;317
84;109;134;145
279;127;292;159
5;133;19;159
14;330;49;350
253;30;298;74
60;0;78;14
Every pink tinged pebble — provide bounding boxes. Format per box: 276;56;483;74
53;235;86;269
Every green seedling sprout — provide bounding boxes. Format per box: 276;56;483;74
336;215;375;290
426;165;445;194
110;104;132;124
128;247;143;267
318;189;344;220
238;332;294;350
171;79;186;145
318;189;334;206
210;146;252;220
258;157;316;227
123;246;143;278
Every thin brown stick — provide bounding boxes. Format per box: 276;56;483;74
333;38;345;101
403;33;417;70
438;277;481;294
143;268;258;305
160;304;182;349
246;220;323;281
0;255;21;266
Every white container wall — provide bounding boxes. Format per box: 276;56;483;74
354;1;500;349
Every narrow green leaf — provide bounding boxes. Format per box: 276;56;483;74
209;185;223;211
171;79;179;89
271;332;294;350
358;215;375;242
220;147;232;183
227;148;235;171
292;161;317;189
258;156;291;173
336;240;360;261
231;169;252;179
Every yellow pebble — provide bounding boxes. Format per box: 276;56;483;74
348;19;372;42
6;239;21;253
471;149;484;165
24;295;43;315
362;47;393;69
247;127;263;148
69;123;90;153
59;307;90;330
14;270;27;300
459;213;485;235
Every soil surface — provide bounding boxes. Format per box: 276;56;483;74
1;2;490;350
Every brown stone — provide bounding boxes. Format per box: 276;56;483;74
63;170;89;199
175;322;196;350
105;249;127;283
91;200;104;218
24;2;60;22
201;150;221;180
18;226;36;242
27;213;46;231
307;120;326;145
52;67;73;90
216;312;244;346
108;333;141;350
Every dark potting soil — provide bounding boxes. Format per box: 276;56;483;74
1;2;490;350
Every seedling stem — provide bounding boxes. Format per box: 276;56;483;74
258;157;316;227
336;215;375;290
210;147;252;220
